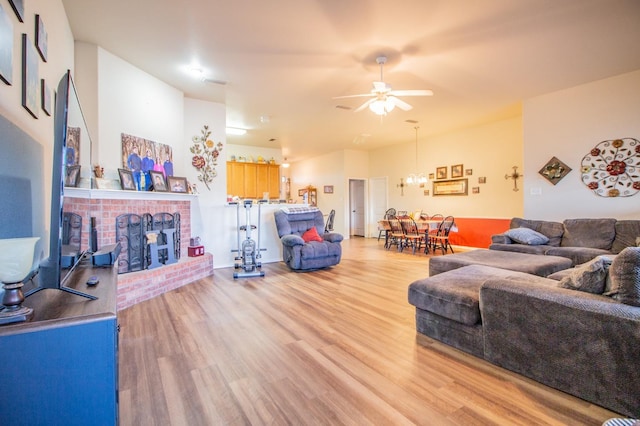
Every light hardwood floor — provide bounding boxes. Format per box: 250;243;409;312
118;238;618;425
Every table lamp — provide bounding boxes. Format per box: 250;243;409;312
0;237;39;325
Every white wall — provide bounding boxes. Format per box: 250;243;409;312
0;0;75;255
523;70;640;220
368;116;524;219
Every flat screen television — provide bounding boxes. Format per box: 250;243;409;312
25;71;95;300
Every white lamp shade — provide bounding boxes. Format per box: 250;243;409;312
0;237;39;283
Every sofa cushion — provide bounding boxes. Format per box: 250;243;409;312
611;220;640;254
558;256;613;294
545;246;613;266
503;227;550;245
511;217;564;247
605;247;640;307
561;218;616;250
409;265;548;326
489;243;551;255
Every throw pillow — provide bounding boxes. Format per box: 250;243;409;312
558;256;613;294
604;247;640;306
504;227;550;245
302;227;323;243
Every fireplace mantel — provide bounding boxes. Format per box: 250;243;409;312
66;187;197;201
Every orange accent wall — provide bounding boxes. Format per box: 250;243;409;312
447;217;511;248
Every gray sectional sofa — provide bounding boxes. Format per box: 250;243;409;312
489;217;640;265
408;235;640;417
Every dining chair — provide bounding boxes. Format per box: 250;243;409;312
429;215;455;255
378;219;392;248
387;218;405;251
425;213;444;251
377;208;397;240
400;218;424;254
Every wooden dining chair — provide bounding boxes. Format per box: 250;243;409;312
378;219;393;248
387;218;405;251
400;218;424;254
429;216;455;255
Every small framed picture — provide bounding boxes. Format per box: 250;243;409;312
324;185;334;194
35;14;48;62
423;189;430;196
298;188;306;197
472;187;480;194
428;173;434;180
168;176;188;193
436;167;447;180
41;79;51;116
478;176;487;184
150;171;167;191
465;169;473;176
65;165;81;187
118;168;136;190
451;164;464;178
22;34;39;119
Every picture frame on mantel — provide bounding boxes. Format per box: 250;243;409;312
118;168;136;191
168;176;188;193
150;171;167;192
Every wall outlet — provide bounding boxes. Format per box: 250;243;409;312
530;187;542;196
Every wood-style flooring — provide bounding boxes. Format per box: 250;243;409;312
118;237;618;425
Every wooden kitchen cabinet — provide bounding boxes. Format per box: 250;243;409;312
227;162;280;199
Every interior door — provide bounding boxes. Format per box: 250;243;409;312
369;177;388;237
349;179;365;237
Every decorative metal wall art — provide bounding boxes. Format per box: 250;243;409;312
190;125;223;190
581;138;640;197
504;166;522;191
539;156;571;185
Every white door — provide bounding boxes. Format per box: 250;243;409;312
369;177;387;237
349;179;365;237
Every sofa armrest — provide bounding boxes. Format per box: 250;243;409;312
281;234;305;247
490;233;512;244
323;232;343;243
480;278;640;417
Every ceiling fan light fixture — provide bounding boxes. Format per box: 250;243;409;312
369;98;395;115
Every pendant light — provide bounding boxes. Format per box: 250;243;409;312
406;126;427;185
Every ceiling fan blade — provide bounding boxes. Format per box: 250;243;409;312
333;93;374;99
353;98;373;113
388;89;433;97
388;96;413;111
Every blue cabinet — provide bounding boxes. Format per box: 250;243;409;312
0;265;118;425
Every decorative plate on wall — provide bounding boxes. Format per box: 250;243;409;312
580;138;640;197
538;156;571;185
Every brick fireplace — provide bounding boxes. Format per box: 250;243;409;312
66;191;213;310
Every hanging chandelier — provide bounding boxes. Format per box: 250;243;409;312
406;126;427;185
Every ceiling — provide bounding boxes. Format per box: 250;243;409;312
61;0;640;162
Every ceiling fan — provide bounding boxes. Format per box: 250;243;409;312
334;56;433;115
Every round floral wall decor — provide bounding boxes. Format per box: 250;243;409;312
580;138;640;197
190;125;223;190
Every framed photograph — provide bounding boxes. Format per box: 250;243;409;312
0;4;13;85
22;34;39;119
428;173;434;180
65;165;81;187
451;164;464;178
478;176;487;184
118;168;136;190
168;176;188;193
35;14;48;62
436;166;447;180
8;0;24;22
465;169;473;176
41;79;51;115
150;171;167;192
323;185;334;194
298;188;306;197
423;189;430;196
472;186;480;194
433;178;468;196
